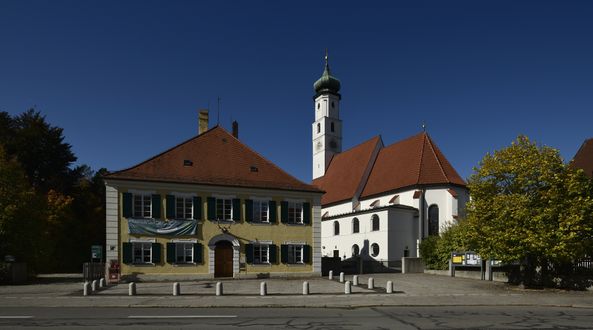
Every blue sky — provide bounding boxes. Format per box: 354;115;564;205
1;1;592;183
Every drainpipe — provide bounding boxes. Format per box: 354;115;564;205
417;187;425;257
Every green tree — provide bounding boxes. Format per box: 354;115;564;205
466;136;593;287
6;109;77;193
0;147;45;270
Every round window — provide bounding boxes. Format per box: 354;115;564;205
371;243;380;257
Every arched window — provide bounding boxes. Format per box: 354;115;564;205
371;243;380;257
334;221;340;236
352;217;359;233
317;103;320;109
317;123;320;133
330;122;335;132
371;214;380;231
428;205;439;236
352;244;360;257
331;101;335;108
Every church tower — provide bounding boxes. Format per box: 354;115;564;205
312;52;342;180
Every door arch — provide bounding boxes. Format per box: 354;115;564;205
208;233;240;277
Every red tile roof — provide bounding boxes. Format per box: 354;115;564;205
312;136;382;205
570;138;593;178
361;132;466;198
313;132;466;206
105;126;322;193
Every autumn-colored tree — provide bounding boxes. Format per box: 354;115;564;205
466;136;593;287
0;147;46;270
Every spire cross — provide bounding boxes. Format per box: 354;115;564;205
324;49;329;66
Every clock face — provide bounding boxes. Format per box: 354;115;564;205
316;141;323;151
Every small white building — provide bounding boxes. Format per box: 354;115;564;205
311;55;469;265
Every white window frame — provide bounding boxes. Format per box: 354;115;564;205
175;196;194;219
175;242;194;264
371;243;380;257
287;201;303;224
252;200;269;223
287;244;304;264
133;193;152;218
132;242;152;264
253;244;270;264
216;198;233;221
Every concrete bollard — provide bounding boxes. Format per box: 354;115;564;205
328;270;333;280
99;278;106;288
260;282;267;296
386;281;393;294
128;282;136;296
368;277;374;290
345;280;352;294
91;280;98;292
339;272;345;283
353;275;359;286
302;281;309;295
83;282;91;296
216;282;223;296
173;282;180;296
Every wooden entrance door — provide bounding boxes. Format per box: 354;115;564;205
215;241;233;277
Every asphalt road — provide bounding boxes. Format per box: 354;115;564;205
1;306;592;329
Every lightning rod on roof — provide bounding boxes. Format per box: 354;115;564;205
217;97;221;126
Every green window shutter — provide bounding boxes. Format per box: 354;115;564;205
303;245;311;263
232;198;241;221
122;242;133;264
122;193;133;218
280;201;288;223
166;242;176;264
268;201;277;223
193;243;203;263
303;202;311;225
245;199;253;222
193;197;202;220
152;194;161;219
281;244;288;264
152;243;161;263
166;195;175;219
269;244;277;264
245;244;254;264
207;197;216;220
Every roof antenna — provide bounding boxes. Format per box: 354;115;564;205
217;97;221;126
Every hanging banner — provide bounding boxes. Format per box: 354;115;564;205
128;218;197;236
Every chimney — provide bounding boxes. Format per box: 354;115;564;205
232;120;239;139
198;110;209;135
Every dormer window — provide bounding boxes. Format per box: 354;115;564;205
183;160;193;166
250;166;259;172
370;199;380;208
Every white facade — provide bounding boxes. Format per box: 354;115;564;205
321;206;418;263
312;93;342;180
320;186;469;263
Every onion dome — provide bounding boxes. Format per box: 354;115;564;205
314;52;341;95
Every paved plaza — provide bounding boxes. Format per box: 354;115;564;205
1;273;592;308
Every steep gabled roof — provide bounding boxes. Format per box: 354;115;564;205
570;138;593;178
105;126;322;193
360;132;466;198
312;136;382;205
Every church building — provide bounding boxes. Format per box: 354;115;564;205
311;56;469;265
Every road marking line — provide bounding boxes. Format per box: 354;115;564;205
128;315;237;319
0;316;33;319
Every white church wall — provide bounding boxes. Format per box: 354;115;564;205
386;209;419;259
322;201;354;218
320;209;390;261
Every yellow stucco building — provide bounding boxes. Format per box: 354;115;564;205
104;123;323;280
